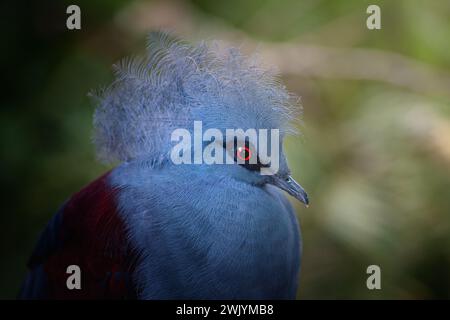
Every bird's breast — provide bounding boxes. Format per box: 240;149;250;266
111;164;301;299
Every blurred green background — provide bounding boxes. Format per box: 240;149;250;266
1;0;449;299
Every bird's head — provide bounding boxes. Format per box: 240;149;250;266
92;32;308;206
205;129;308;206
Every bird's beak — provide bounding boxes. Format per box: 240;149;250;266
272;175;309;206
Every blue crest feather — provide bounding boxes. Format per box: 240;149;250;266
92;31;300;164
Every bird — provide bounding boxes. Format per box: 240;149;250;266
19;32;309;300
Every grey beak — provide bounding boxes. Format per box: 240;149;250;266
272;175;309;206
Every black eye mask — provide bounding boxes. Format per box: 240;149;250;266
223;138;270;172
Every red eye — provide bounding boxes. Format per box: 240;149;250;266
237;146;252;161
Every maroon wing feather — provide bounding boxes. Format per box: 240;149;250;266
20;172;139;299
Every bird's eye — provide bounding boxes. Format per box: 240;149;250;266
232;139;256;165
223;138;268;172
237;146;252;161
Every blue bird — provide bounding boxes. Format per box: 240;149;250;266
19;32;308;299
